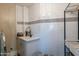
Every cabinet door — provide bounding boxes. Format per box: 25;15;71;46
29;4;40;21
16;5;23;22
17;39;25;56
16;5;23;33
40;4;53;19
23;40;40;56
24;7;29;22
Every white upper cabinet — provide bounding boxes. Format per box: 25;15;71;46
24;7;29;22
16;5;29;22
28;3;68;21
16;5;23;22
40;3;53;19
16;5;29;32
16;5;23;32
16;3;68;22
29;4;40;21
40;3;68;19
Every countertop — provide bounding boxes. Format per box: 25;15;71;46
17;36;40;42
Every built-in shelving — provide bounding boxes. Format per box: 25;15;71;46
64;3;79;56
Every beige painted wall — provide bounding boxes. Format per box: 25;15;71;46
0;4;16;52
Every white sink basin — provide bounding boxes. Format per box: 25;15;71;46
17;36;40;42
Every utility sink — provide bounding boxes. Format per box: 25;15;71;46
17;36;40;42
18;36;31;40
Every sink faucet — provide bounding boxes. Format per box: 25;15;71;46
25;26;32;37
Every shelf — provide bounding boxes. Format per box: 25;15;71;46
65;3;79;12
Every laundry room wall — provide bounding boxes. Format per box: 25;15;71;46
29;3;68;56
